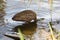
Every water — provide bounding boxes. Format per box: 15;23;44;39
0;0;60;40
4;0;60;23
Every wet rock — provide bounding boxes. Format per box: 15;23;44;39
12;10;37;23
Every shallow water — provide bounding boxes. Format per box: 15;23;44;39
0;0;60;40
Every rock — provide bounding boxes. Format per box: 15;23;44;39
12;10;37;23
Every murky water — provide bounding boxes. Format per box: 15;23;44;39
0;0;60;40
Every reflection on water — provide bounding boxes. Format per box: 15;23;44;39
13;22;37;36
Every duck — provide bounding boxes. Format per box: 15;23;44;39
12;10;37;23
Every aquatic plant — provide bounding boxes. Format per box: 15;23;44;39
29;0;32;4
48;22;57;40
18;28;24;40
0;0;5;11
48;0;57;40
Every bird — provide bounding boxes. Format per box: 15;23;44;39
12;10;37;23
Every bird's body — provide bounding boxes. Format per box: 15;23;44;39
12;10;37;23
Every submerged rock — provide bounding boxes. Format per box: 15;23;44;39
12;10;37;23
